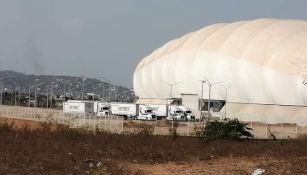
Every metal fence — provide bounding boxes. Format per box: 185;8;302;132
0;105;306;139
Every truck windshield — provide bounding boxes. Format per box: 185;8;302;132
175;111;182;114
102;107;109;110
186;111;191;114
146;110;153;113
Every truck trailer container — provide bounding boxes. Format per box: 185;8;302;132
110;103;156;120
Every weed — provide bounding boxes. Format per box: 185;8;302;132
199;118;253;141
135;123;154;136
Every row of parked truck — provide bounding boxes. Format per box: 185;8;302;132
63;100;197;121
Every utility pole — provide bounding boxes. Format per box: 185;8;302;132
28;83;31;107
63;82;66;102
46;88;49;109
99;76;113;102
18;85;21;106
199;80;206;121
50;82;54;108
14;87;16;106
82;77;86;101
160;81;182;116
223;85;232;119
0;82;3;105
201;76;223;119
160;81;182;128
34;79;39;108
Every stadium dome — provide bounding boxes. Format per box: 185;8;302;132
133;18;307;106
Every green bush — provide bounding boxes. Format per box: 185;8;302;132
200;118;253;141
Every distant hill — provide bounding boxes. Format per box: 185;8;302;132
0;71;135;102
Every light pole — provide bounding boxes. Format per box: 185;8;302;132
50;82;55;108
223;85;232;119
17;85;21;106
0;82;3;105
46;87;49;109
34;79;39;108
63;82;66;102
201;76;223;119
99;76;113;102
14;86;16;106
199;80;206;121
28;83;31;107
82;77;86;101
160;81;182;117
112;87;117;102
99;83;104;101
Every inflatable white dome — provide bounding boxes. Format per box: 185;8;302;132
133;19;307;106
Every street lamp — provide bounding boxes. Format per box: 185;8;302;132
198;80;207;121
34;79;39;108
82;77;86;101
201;76;223;119
28;83;32;107
222;84;232;119
112;87;117;102
160;81;182;117
99;76;113;102
50;82;55;108
0;82;4;105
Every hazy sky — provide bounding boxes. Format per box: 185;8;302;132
0;0;307;87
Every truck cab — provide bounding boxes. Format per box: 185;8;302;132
96;102;110;117
137;105;156;120
167;105;186;121
179;106;195;121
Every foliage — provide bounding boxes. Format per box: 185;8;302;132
0;121;14;132
169;122;178;140
200;118;253;141
136;123;154;136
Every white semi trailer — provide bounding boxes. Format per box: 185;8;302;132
148;104;186;121
110;103;156;120
148;104;167;120
63;100;95;115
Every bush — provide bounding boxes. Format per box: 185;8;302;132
200;118;253;141
169;122;178;140
0;122;14;132
135;123;154;136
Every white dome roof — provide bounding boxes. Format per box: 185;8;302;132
133;19;307;106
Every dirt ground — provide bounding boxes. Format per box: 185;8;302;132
129;157;307;175
1;117;307;175
0;117;43;129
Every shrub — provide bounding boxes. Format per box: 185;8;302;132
200;118;253;141
136;123;154;136
0;122;14;132
169;122;178;140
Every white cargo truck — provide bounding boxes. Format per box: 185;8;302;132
167;105;186;121
148;104;168;120
63;100;94;115
148;104;187;121
110;103;156;120
94;102;110;117
179;106;195;121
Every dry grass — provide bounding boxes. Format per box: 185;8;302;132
0;119;307;174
